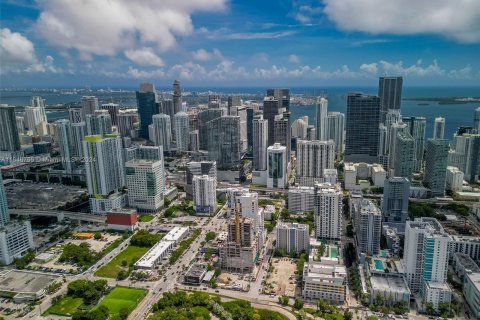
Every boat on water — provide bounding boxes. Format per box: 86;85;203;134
417;103;430;106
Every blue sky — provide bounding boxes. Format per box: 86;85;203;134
1;0;480;87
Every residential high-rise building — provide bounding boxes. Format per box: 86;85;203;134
315;97;328;140
393;132;415;179
263;96;282;146
274;112;291;156
387;122;408;172
404;218;452;309
16;116;25;134
291;117;308;139
68;108;84;123
70;121;86;158
378;110;403;169
207;116;240;169
186;161;217;196
152;114;172;151
85;111;112;136
246;107;254;151
345;93;381;163
326;112;345;156
445;166;464;192
0;105;21;151
173;80;182;114
448;133;480;183
56;119;73;173
197;108;224;150
474;107;480;133
100;103;120;126
352;198;382;256
125;159;164;213
24;106;45;133
83;134;125;197
252;115;268;171
0;174;10;227
136;83;157;139
192;175;217;215
227;95;242;115
267;143;287;189
378;76;403;121
267;88;290;111
403;116;427;172
296;140;335;186
0;171;35;265
433;117;445;140
81;96;99;116
276;222;309;254
189;130;199;152
174;112;189;151
313;182;342;240
117;112;136;137
382;177;410;224
424;139;450;197
30;96;47;122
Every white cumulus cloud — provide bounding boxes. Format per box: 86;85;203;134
1;28;37;66
192;48;223;61
323;0;480;43
125;48;164;67
360;63;378;74
1;28;60;74
289;54;300;64
35;0;226;59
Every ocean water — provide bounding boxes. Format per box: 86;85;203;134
1;86;478;139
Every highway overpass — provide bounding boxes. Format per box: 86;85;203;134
10;209;106;224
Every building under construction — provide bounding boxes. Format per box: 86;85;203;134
218;206;259;272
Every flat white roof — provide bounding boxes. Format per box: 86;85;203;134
134;241;172;269
163;227;189;242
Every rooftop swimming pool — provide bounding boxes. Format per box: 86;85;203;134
374;259;384;270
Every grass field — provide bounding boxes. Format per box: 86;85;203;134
98;287;147;316
44;296;84;316
94;245;149;278
138;215;155;222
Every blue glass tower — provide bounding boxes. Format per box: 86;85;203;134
136;82;157;140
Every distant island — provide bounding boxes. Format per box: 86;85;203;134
403;96;480;104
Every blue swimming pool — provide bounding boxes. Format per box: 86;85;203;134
374;259;384;270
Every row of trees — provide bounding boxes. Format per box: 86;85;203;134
169;229;201;264
67;279;109;305
130;230;162;247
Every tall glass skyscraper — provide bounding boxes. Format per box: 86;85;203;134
345;93;381;163
379;76;403;121
403;116;427;172
0;174;10;227
136;82;157;139
0;105;21;151
207;116;240;169
424;139;450;197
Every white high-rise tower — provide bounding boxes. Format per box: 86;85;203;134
315;97;328;140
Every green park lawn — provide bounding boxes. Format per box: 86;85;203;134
45;296;84;316
98;286;147;316
94;245;149;278
138;214;155;222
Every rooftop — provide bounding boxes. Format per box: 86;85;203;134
454;253;480;272
134;241;172;268
0;270;60;294
185;263;208;278
163;227;189;242
370;275;410;294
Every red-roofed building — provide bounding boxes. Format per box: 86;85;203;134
107;208;138;231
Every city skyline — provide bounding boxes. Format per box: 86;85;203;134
1;1;480;87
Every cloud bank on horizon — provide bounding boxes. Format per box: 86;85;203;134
1;0;479;86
